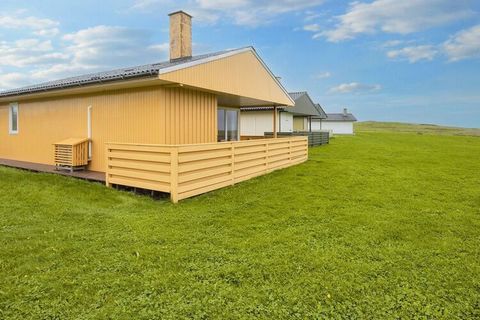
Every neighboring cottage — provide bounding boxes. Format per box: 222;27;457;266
240;91;325;138
0;11;309;203
322;108;358;135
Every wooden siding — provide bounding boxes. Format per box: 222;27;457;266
159;51;293;106
106;137;308;203
0;86;217;172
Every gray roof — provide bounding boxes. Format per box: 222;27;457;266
0;47;250;98
289;92;307;101
240;106;286;111
313;103;327;119
325;113;357;121
286;91;321;116
240;91;320;114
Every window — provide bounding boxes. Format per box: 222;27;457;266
217;107;239;142
9;103;18;134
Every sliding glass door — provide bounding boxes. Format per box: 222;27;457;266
217;107;239;142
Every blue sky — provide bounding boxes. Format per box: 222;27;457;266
0;0;479;128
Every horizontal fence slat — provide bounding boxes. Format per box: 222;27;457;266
108;150;171;163
108;159;171;174
178;165;232;184
234;166;267;179
234;145;268;155
179;157;232;173
109;176;170;193
178;149;232;163
107;144;173;153
178;180;233;201
108;168;170;184
178;174;233;194
234;151;267;163
234;158;267;170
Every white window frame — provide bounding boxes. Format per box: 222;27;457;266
217;106;240;142
9;103;19;135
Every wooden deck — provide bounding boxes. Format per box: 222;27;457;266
0;158;105;183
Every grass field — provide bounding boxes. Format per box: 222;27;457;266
1;123;479;319
356;121;480;136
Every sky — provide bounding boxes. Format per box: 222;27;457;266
0;0;479;128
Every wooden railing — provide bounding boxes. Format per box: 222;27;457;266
106;137;308;203
264;131;330;147
54;138;90;172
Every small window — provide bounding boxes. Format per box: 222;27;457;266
9;103;18;134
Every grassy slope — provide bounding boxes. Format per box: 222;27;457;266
356;121;480;136
1;124;480;319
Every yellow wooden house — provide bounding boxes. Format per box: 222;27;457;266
0;11;308;202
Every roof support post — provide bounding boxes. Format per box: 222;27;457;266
309;116;312;132
273;106;278;138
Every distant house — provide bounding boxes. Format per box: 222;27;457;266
240;91;325;138
322;109;357;135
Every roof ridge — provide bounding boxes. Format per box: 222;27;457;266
288;91;307;94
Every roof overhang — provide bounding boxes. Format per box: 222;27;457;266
0;77;169;102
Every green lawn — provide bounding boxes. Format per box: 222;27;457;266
356;121;480;136
1;123;479;319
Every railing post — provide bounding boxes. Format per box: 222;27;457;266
105;144;111;187
231;142;235;185
289;138;292;162
304;137;308;160
265;140;269;172
170;147;179;204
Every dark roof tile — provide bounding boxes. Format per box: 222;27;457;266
325;113;357;121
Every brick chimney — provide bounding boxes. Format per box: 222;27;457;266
169;11;192;61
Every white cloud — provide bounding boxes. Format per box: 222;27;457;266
130;0;325;26
0;72;32;90
131;0;175;10
0;13;60;37
0;39;68;68
304;11;323;22
33;28;60;37
0;24;169;90
329;82;381;94
382;24;480;63
443;24;480;61
37;26;169;80
382;40;404;48
313;71;331;79
387;45;438;63
303;24;321;32
316;0;473;42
